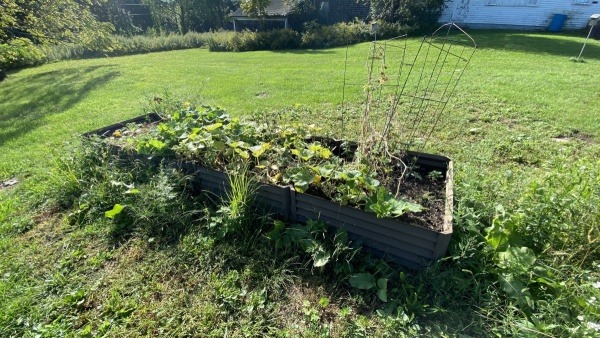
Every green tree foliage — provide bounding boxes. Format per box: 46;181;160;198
88;0;153;36
370;0;445;31
0;0;114;46
0;0;115;70
240;0;272;17
141;0;234;34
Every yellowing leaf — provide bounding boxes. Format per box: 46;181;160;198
204;123;223;132
105;204;125;219
250;142;272;158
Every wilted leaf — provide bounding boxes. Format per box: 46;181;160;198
249;142;272;158
309;144;332;159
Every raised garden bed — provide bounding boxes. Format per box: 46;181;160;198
85;112;453;269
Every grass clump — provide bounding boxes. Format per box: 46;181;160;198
43;32;212;63
207;29;302;52
46;138;201;243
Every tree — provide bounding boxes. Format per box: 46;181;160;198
240;0;272;17
88;0;152;36
0;0;115;70
370;0;445;31
141;0;234;34
0;0;114;46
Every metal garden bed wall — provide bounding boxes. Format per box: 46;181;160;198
85;114;453;269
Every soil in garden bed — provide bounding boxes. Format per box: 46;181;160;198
311;137;446;232
392;169;446;232
303;152;447;232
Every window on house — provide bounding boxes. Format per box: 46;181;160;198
487;0;539;6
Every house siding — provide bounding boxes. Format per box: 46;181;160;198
441;0;600;30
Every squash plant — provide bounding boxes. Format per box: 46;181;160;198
110;105;423;219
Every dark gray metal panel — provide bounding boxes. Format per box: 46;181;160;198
295;193;439;242
295;209;435;259
83;113;161;137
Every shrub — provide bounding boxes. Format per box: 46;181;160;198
48;138;200;242
206;31;238;52
206;29;300;52
301;21;371;49
256;29;301;50
370;0;445;33
300;21;409;49
0;38;46;70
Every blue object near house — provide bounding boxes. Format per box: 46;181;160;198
440;0;600;31
548;13;568;32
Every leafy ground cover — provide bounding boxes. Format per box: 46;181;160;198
1;31;600;336
103;105;427;221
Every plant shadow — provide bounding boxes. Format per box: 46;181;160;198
270;48;336;55
0;65;119;145
469;30;600;59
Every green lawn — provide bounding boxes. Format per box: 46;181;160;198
2;30;599;176
1;30;599;337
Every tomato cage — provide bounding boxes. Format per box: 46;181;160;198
340;23;477;173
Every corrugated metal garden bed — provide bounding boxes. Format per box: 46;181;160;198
85;113;453;269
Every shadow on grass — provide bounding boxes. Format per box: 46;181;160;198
0;65;119;145
470;30;600;59
270;49;336;55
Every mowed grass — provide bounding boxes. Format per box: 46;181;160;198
1;30;600;337
1;30;600;176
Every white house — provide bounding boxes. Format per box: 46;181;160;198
440;0;600;30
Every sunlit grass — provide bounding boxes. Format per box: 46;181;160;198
1;30;598;177
1;30;599;337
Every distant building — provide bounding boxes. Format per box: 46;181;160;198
440;0;600;30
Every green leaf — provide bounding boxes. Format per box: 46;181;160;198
312;249;331;267
349;273;376;290
313;163;338;178
213;140;226;151
124;188;140;195
319;297;330;308
105;204;125;219
365;187;423;218
377;278;388;302
498;273;534;310
249;142;271;158
497;246;536;273
291;148;313;161
265;220;286;240
204;122;223;132
283;167;314;193
148;139;165;150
